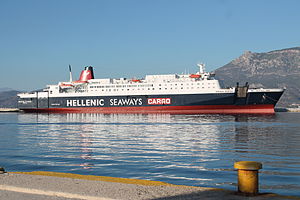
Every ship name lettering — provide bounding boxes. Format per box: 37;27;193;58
67;99;104;107
110;98;143;106
147;98;171;105
18;100;32;104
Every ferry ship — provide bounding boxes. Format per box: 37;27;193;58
18;64;284;114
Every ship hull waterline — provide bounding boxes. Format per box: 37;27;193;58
20;104;275;114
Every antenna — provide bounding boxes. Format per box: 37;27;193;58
197;63;205;74
69;64;73;82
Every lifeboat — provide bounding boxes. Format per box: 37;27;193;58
131;79;141;83
189;74;201;78
60;83;74;88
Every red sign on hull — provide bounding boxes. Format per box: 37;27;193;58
147;98;171;105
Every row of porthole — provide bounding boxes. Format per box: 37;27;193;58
90;84;154;89
89;82;215;89
158;82;215;86
90;86;216;92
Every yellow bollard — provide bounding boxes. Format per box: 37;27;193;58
234;161;262;195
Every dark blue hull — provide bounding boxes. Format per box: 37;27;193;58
18;91;284;114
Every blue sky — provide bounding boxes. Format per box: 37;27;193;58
1;0;300;90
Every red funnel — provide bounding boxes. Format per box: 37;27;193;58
78;66;94;82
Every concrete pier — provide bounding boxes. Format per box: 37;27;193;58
0;171;298;200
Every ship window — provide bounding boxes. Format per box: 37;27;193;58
181;87;183;89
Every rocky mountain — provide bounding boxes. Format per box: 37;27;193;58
215;47;300;107
0;90;20;108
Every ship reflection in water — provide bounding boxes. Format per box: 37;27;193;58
1;112;299;196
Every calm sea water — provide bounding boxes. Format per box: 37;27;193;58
0;112;299;196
